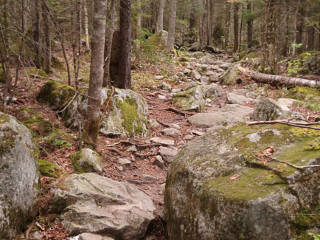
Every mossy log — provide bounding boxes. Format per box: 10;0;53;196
238;66;320;88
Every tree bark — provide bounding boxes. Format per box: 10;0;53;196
84;0;107;145
224;1;231;49
238;66;320;88
103;0;117;87
32;0;40;68
42;1;51;74
233;2;239;52
167;0;177;51
82;0;90;51
113;0;131;89
247;2;253;49
156;0;165;32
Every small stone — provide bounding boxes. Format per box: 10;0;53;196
148;119;160;128
150;137;175;146
116;166;124;171
127;145;137;152
31;231;43;240
160;82;171;90
169;123;181;130
184;134;194;140
206;70;216;76
184;68;191;75
142;174;158;182
155;75;164;80
159;146;178;163
118;157;131;166
153;156;165;169
200;76;210;84
177;140;185;146
158;94;167;100
190;130;205;136
227;92;253;105
161;128;181;137
172;88;182;93
192;70;202;80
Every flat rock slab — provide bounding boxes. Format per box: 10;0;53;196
51;173;155;240
150;137;175;146
188;104;253;128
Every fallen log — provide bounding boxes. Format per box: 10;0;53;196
238;66;320;88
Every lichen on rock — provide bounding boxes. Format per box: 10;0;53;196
71;148;102;173
165;122;320;240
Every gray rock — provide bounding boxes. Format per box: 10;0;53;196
172;86;205;112
118;157;131;166
165;123;320;240
142;174;158;182
200;76;210;84
155;75;164;80
169;123;181;130
219;63;242;85
71;148;103;173
158;94;167;100
153;156;165;169
171;88;182;94
52;173;155;240
184;68;191;75
161;128;181;137
209;73;221;83
192;70;202;80
150;137;175;146
100;88;149;137
226;92;254;105
159;146;178;163
0;112;39;239
127;145;137;152
148;118;160;128
160;82;172;91
201;83;223;99
252;98;305;121
184;134;194;140
74;233;114;240
189;104;253;128
220;62;232;70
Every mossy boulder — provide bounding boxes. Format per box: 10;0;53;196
100;88;148;137
0;112;39;239
148;30;168;49
38;159;61;178
37;80;75;110
71;148;102;173
219;63;242;85
16;107;53;136
165;122;320;240
172;86;205;112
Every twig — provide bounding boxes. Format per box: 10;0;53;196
56;92;79;114
248;120;320;130
271;158;320;170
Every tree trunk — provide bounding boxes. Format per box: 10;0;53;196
42;1;51;74
113;0;132;89
103;0;117;87
247;2;253;49
263;0;277;73
84;0;107;145
207;0;212;45
32;0;40;68
233;2;239;52
296;0;304;54
82;0;90;51
156;0;165;32
238;66;320;88
167;0;177;51
224;1;231;49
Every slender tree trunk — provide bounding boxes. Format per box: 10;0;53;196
247;2;253;48
167;0;177;51
156;0;165;32
32;0;40;68
114;0;132;89
72;0;81;89
82;0;90;51
296;0;304;54
263;0;277;73
42;1;51;74
233;2;239;52
84;0;107;145
103;0;117;87
136;0;142;39
207;0;212;45
224;1;231;49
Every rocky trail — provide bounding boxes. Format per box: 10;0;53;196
2;51;320;240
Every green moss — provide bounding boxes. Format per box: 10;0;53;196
36;81;75;110
116;97;145;137
27;68;48;78
70;150;101;173
51;56;65;70
293;206;320;239
0;129;16;156
37;159;61;178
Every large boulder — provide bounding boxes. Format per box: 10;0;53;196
252;98;304;121
0;112;39;239
51;173;155;240
165;123;320;240
219;63;242;85
100;88;148;137
37;82;149;137
188;104;253;128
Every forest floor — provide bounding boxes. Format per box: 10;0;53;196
2;49;320;240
